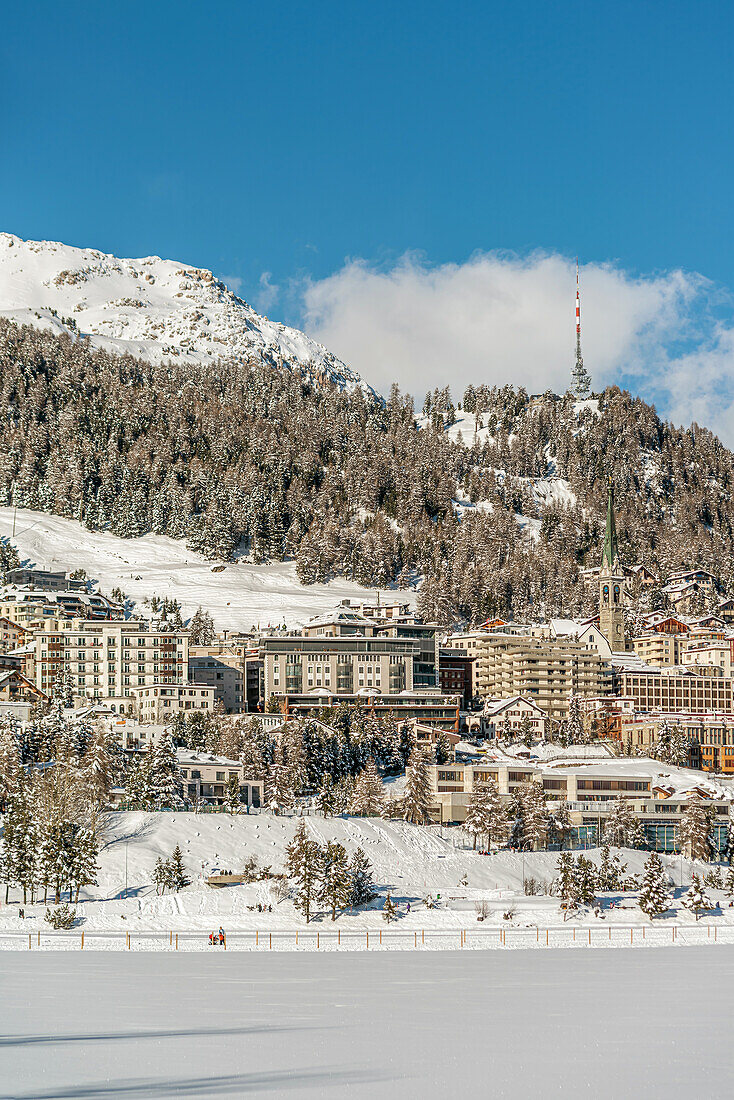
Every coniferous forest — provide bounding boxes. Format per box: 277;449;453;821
2;316;734;624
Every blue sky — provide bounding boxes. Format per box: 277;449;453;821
3;1;734;433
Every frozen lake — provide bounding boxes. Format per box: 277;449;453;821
1;947;732;1098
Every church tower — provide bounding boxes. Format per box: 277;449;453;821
598;478;625;651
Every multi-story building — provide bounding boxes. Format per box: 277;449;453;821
33;618;189;712
0;586;124;625
618;667;732;714
480;695;550;738
0;617;30;654
5;568;86;591
633;633;686;667
427;760;729;853
133;682;215;723
260;635;417;700
177;751;264;809
471;633;611;720
278;690;460;730
188;648;244;712
438;646;475;707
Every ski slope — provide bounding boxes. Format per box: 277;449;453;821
0;508;415;630
1;810;731;940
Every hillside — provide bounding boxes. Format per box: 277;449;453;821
2;312;734;626
0;233;370;395
0;507;415;630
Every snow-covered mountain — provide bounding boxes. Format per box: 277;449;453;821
0;233;371;394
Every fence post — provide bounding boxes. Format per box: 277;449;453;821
317;932;320;950
415;931;417;948
223;933;226;951
366;931;369;949
630;928;633;945
643;926;645;939
536;928;539;942
37;931;40;947
588;929;591;946
609;927;611;941
546;929;549;946
573;928;576;942
422;930;424;945
28;933;31;950
269;932;272;950
81;932;84;949
379;930;382;946
338;929;340;946
170;931;172;946
256;931;258;947
296;931;298;946
176;934;178;950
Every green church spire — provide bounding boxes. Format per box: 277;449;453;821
601;477;620;569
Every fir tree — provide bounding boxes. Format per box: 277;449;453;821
463;779;504;850
556;852;577;914
402;749;433;825
349;847;376;907
682;873;711;920
603;800;645;848
168;845;190;891
153;856;167;895
638;852;670;920
286;822;323;923
597;845;627;891
225;774;241;813
149;734;184;808
318;841;352;920
520;781;549;851
679;798;715;861
574;855;597;906
349;759;385;816
382;893;397;923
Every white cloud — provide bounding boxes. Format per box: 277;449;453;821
220;273;243;293
255;271;280;315
300;250;734;442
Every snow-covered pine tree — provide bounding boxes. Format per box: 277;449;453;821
679;797;715;861
602;800;645;848
286;822;323;923
188;607;216;645
463;779;503;850
682;872;711;920
149;734;184;808
549;801;572;849
168;845;190;891
565;695;586;745
638;852;670;920
402;749;433;825
224;774;241;813
519;715;534;748
82;724;118;809
597;845;627;891
124;751;155;809
725;865;734;900
434;729;453;764
382;893;397;923
318;841;352;920
268;745;294;815
349;759;385;817
556;852;577;912
521;781;549;850
153;856;167;895
574;855;597;906
0;715;22;813
51;668;75;710
69;825;99;903
349;847;376;907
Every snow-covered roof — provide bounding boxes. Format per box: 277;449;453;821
176;749;240;766
306;606;377;630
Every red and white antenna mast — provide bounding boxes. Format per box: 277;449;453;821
571;257;590;397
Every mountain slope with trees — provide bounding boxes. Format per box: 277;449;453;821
1;317;733;625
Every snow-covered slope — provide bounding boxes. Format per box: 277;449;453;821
0;508;415;630
0;233;372;394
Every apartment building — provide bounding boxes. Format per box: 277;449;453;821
427;760;729;853
278;690;461;730
188;648;244;712
133;682;215;722
0;617;30;653
633;633;686;667
260;635;417;699
177;751;264;809
618;667;733;714
481;696;550;738
5;568;85;591
470;633;611;720
0;586;124;626
33;618;189;711
438;646;474;707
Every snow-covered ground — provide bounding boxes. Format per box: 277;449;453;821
0;508;416;630
2;948;733;1098
3;811;733;950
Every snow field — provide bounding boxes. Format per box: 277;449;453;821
2;948;733;1098
3;811;734;948
0;507;416;630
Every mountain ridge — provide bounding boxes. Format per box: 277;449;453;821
0;232;373;396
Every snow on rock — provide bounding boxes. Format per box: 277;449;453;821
0;507;415;631
0;233;373;397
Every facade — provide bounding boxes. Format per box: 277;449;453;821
0;617;30;653
633;634;686;667
5;568;85;591
177;750;264;808
472;633;611;720
133;682;215;723
426;761;729;853
0;586;124;625
0;668;48;704
260;635;417;700
618;668;732;714
188;648;244;712
481;695;550;738
275;690;461;730
438;646;474;707
33;618;189;711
